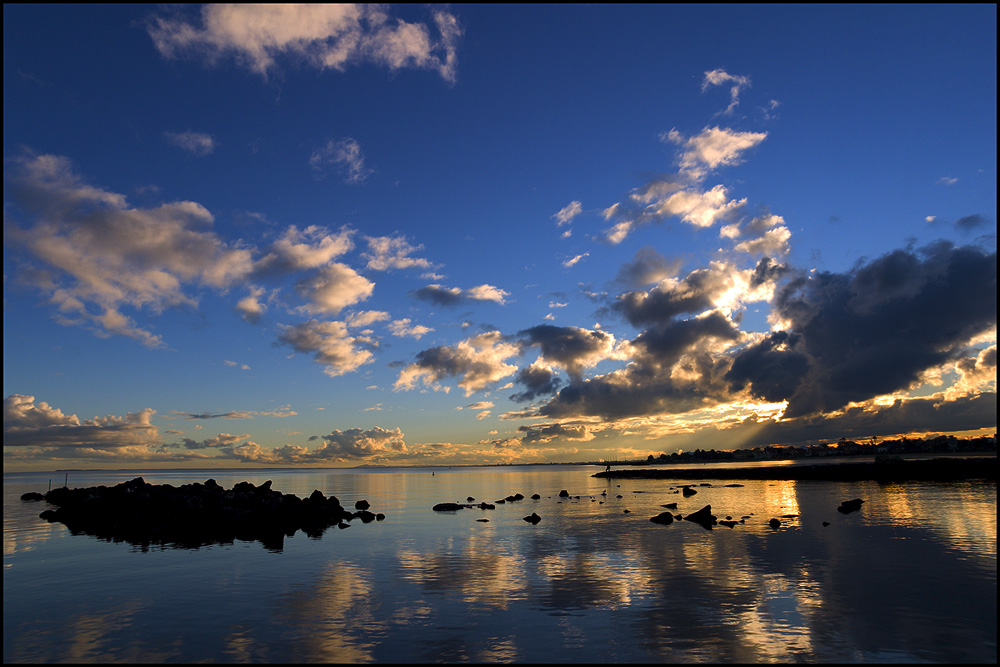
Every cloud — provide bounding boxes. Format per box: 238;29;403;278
223;360;251;370
553;201;582;226
346;310;390;328
310;137;373;184
562;253;589;268
937;176;959;185
954;214;990;233
602;181;746;243
363;234;434;271
148;4;462;83
395;331;520;395
458;401;494;410
296;263;374;315
517;423;593;446
236;285;268;323
663;126;767;181
313;426;407;459
256;225;354;274
4;394;159;450
167;408;296;420
509;362;562;402
614;246;683;287
701;69;751;115
4;153;255;346
278;320;375;377
164;131;216;156
389;318;434;339
518;324;620;378
610;262;740;327
727;242;997;418
410;283;509;306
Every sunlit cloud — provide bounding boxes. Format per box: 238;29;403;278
553;200;582;226
310;137;373;184
148;4;462;83
278;320;375;377
701;68;751;115
395;330;520;396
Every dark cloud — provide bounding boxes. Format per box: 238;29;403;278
728;242;997;418
749;256;789;288
537;312;742;420
410;284;463;306
517;423;591;445
611;265;734;327
954;214;990;233
614;246;683;287
518;324;615;377
509;363;562;403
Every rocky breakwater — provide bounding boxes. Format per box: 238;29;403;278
23;477;384;551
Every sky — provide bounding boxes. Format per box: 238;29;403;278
3;4;996;471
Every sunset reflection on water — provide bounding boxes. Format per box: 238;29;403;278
3;466;996;663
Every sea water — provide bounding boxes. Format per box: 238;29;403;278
3;465;996;663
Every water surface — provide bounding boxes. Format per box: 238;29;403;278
4;465;996;663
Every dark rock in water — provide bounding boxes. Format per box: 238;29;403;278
523;512;541;524
338;522;351;529
682;486;698;497
623;509;631;514
28;477;375;551
479;502;495;510
719;520;739;528
683;505;717;529
616;494;623;499
822;521;830;527
559;489;570;497
699;483;712;487
467;496;475;502
662;502;678;509
354;499;370;511
650;511;675;525
21;492;44;501
433;503;465;512
376;513;386;521
476;518;489;522
768;518;781;529
724;484;744;487
837;498;864;514
531;493;541;500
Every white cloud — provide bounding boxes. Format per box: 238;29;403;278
562;253;589;268
296;263;374;315
5;153;255;346
236;285;268;323
346;310;390;328
553;200;582;226
258;225;354;272
3;394;159;450
466;284;509;304
937;176;958;185
389;318;434;339
148;4;462;83
395;331;520;395
363;234;434;271
310;137;372;184
164;131;216;156
701;69;751;114
278;320;374;376
664;126;767;181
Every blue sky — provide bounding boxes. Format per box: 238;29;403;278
3;4;996;471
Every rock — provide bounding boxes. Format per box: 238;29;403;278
513;493;524;501
531;493;541;500
822;521;830;527
683;505;717;529
650;511;674;525
768;518;781;529
467;496;475;502
523;512;541;524
476;518;489;522
837;498;864;514
661;502;678;509
355;510;376;523
376;513;386;521
479;502;495;510
682;486;698;497
432;503;465;511
558;489;569;497
354;499;370;510
616;495;623;499
719;520;739;528
20;492;44;501
623;509;631;514
724;484;744;487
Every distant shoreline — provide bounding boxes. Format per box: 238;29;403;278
592;456;997;482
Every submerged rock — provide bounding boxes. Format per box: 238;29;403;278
837;498;864;514
523;512;542;524
432;503;466;512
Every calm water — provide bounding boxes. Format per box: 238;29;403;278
3;465;996;663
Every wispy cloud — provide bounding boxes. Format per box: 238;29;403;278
164;131;216;156
310;137;373;184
